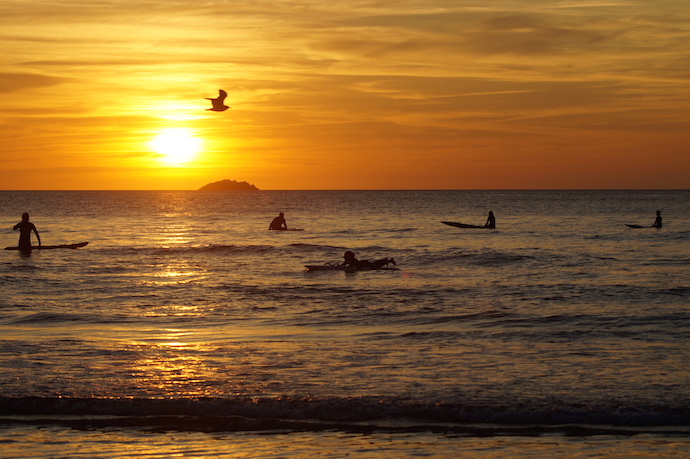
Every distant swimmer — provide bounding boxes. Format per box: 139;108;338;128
268;212;288;230
13;213;41;253
342;251;395;269
652;210;662;228
484;211;496;229
206;89;230;111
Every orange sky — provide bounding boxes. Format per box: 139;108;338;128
1;1;689;190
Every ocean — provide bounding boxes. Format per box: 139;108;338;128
1;190;689;458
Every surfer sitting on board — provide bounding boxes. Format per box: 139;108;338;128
484;211;496;229
13;213;41;252
342;251;395;269
652;210;662;228
269;212;288;230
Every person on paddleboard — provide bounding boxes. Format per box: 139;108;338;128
652;210;662;228
13;213;41;253
483;211;496;229
269;212;288;230
342;251;395;269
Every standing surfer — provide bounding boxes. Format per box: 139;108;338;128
13;213;41;253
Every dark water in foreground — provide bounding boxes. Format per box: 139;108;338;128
1;190;689;457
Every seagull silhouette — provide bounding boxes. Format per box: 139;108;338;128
206;89;230;111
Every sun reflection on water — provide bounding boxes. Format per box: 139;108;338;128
156;223;195;246
128;329;218;397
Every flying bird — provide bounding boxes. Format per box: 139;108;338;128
206;89;230;111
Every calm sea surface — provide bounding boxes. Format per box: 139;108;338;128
1;190;689;458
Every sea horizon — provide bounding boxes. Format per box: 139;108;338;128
1;188;689;191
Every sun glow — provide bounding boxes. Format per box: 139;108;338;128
150;128;202;166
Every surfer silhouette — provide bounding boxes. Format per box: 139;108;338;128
13;213;41;253
484;211;496;229
269;212;288;230
652;210;662;228
342;251;395;269
206;89;230;111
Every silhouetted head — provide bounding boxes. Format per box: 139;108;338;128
344;251;356;262
21;213;29;221
279;212;284;217
488;211;494;216
656;210;661;216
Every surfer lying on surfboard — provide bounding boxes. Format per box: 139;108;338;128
342;251;396;269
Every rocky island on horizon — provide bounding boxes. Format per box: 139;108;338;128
198;179;260;191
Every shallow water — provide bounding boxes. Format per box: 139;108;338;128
1;190;689;457
1;426;690;458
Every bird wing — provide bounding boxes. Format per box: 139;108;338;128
218;89;227;102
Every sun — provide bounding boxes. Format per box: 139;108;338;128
150;128;202;166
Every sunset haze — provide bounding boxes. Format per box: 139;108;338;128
2;0;689;190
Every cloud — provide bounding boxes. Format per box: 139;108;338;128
466;14;608;55
0;72;64;93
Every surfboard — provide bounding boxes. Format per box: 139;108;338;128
442;221;491;229
269;228;304;231
305;265;399;272
4;242;89;250
625;224;661;229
